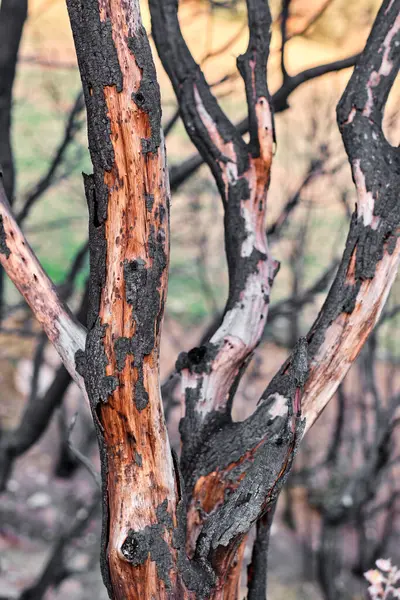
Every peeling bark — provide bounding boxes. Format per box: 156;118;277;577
267;0;400;435
65;1;178;597
0;0;398;598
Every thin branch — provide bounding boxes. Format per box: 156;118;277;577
163;107;180;138
20;55;78;70
19;492;100;600
267;158;326;240
325;383;346;464
0;0;28;322
169;52;360;190
0;0;28;202
267;259;338;322
247;508;276;599
66;412;101;488
16;90;85;225
0;284;88;491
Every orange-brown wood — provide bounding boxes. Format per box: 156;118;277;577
92;2;178;598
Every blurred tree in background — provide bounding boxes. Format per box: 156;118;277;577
0;1;399;599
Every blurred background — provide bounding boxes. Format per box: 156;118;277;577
0;0;399;598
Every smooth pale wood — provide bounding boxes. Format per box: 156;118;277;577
181;73;277;596
302;224;400;435
0;180;87;392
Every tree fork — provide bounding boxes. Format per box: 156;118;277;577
0;0;397;598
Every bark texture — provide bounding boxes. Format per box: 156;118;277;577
65;1;179;597
0;0;398;598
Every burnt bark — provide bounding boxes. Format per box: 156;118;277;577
65;1;179;597
0;0;398;598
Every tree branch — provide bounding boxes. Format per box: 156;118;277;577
0;176;86;387
151;0;277;512
0;0;28;320
0;283;89;491
0;0;27;202
65;1;178;596
280;0;291;83
16;90;85;225
258;0;400;438
299;0;400;431
168;51;360;189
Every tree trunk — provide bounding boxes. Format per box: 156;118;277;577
0;0;398;598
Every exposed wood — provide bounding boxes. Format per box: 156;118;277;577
0;0;398;597
265;0;400;436
0;177;86;389
65;1;179;597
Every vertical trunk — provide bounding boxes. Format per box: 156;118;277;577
65;1;179;597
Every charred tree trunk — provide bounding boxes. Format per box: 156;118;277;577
65;1;181;598
0;0;399;598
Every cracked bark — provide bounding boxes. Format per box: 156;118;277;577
0;0;398;598
65;1;178;597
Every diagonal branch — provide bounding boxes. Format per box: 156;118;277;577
0;176;86;387
262;0;400;435
299;0;400;432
